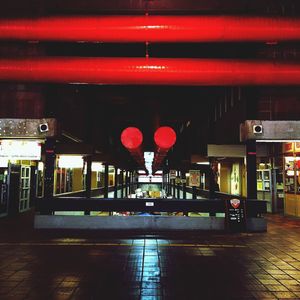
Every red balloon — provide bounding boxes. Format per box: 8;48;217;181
121;127;143;150
154;126;176;149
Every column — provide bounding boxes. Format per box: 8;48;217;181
44;138;55;199
104;164;109;198
120;170;124;198
125;171;129;197
246;140;257;199
172;179;176;197
84;156;92;215
209;158;218;199
43;138;56;215
176;171;180;199
85;156;92;198
114;167;118;198
182;171;187;199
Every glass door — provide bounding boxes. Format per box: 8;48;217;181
19;166;31;212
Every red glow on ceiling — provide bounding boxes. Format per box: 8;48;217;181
121;127;143;150
154;127;176;149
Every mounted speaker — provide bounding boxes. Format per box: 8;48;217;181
39;123;49;132
253;125;263;134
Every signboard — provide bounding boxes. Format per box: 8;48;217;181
284;142;294;153
295;142;300;153
225;198;246;232
0;140;41;160
189;170;200;187
170;170;176;179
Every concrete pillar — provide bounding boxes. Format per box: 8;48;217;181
44;138;55;199
246;140;257;199
104;164;109;198
114;167;118;198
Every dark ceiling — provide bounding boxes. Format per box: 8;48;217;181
1;0;300;17
0;0;300;170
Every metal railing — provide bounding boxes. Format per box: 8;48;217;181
35;197;266;218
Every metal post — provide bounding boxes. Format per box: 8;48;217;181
176;171;180;199
129;172;132;194
120;170;124;198
172;179;176;197
114;167;118;199
125;171;129;197
104;164;109;198
209;158;218;199
84;156;92;215
192;186;197;199
182;171;187;199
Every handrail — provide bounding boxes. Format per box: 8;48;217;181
35;197;267;218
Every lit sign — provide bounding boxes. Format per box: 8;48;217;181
0;140;41;160
138;175;162;183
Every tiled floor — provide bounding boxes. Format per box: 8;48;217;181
1;213;300;299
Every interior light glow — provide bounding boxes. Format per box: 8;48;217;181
58;155;83;169
38;161;44;171
196;162;210;165
91;162;104;172
144;151;154;175
285;157;297;163
138;175;163;183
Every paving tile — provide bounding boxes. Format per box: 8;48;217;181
271;291;298;298
279;279;300;286
265;284;289;291
2;214;300;299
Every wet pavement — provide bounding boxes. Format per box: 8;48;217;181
1;213;300;299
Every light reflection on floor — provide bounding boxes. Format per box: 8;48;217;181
1;214;300;299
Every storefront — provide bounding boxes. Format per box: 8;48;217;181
54;155;84;195
283;142;300;217
54;155;108;196
0;139;42;216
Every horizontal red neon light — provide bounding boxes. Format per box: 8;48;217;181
0;16;300;42
0;57;300;86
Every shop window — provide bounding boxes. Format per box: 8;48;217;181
55;168;74;194
36;162;44;197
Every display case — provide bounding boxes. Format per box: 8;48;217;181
257;169;271;191
257;168;272;212
284;156;300;193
